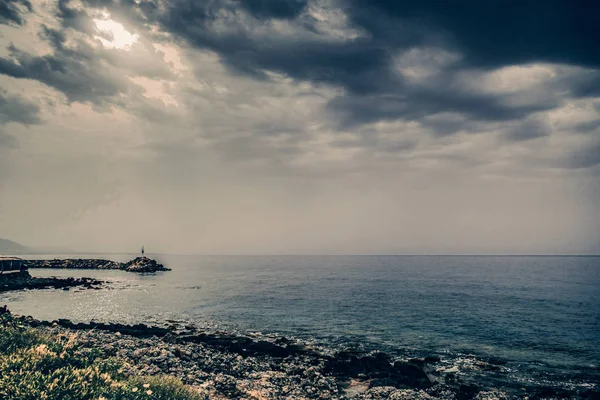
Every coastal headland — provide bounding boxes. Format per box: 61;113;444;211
1;305;598;399
0;256;167;293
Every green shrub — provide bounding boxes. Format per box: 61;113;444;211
0;313;205;400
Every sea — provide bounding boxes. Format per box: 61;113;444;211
2;254;599;393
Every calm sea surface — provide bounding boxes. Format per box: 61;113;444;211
2;255;599;389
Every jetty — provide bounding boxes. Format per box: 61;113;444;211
24;256;170;273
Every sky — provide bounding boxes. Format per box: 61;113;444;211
0;0;599;255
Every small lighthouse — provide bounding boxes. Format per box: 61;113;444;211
141;246;145;256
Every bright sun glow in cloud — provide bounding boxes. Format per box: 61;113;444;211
93;14;139;49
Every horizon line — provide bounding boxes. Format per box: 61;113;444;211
10;251;600;258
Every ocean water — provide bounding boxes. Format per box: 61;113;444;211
2;254;599;391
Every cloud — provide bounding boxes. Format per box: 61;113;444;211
0;90;41;125
80;0;595;135
239;0;308;19
345;0;600;68
0;42;131;107
506;119;551;141
0;0;32;26
0;1;175;114
5;0;598;135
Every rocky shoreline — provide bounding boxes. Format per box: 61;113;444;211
24;256;170;273
0;271;104;293
5;308;598;400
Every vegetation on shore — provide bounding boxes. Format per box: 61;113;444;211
0;310;202;400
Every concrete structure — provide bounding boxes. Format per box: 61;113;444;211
0;257;25;274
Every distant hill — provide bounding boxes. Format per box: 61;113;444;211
0;238;30;254
0;238;72;255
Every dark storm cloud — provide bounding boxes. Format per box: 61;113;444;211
3;0;594;133
155;0;598;79
345;0;600;68
0;90;41;125
4;0;600;149
0;0;32;25
0;42;129;106
56;0;96;33
239;0;307;19
81;0;597;133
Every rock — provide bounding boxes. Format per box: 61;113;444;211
324;352;431;391
121;257;170;273
474;390;510;400
369;377;399;389
457;383;480;400
324;351;395;377
0;272;103;293
531;387;572;399
393;361;432;389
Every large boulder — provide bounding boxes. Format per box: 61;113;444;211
121;257;170;273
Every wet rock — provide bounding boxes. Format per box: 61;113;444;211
324;351;395;377
531;387;572;399
325;352;431;391
121;257;170;273
0;272;103;293
393;361;432;389
457;383;480;400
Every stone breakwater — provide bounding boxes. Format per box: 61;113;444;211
7;310;599;400
24;256;170;273
0;271;103;293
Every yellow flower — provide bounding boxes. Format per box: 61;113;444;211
132;387;138;392
146;390;153;395
143;383;150;388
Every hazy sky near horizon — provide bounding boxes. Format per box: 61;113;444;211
1;0;599;254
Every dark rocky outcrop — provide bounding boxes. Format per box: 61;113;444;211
24;256;170;273
0;271;103;293
121;257;170;272
324;351;432;390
